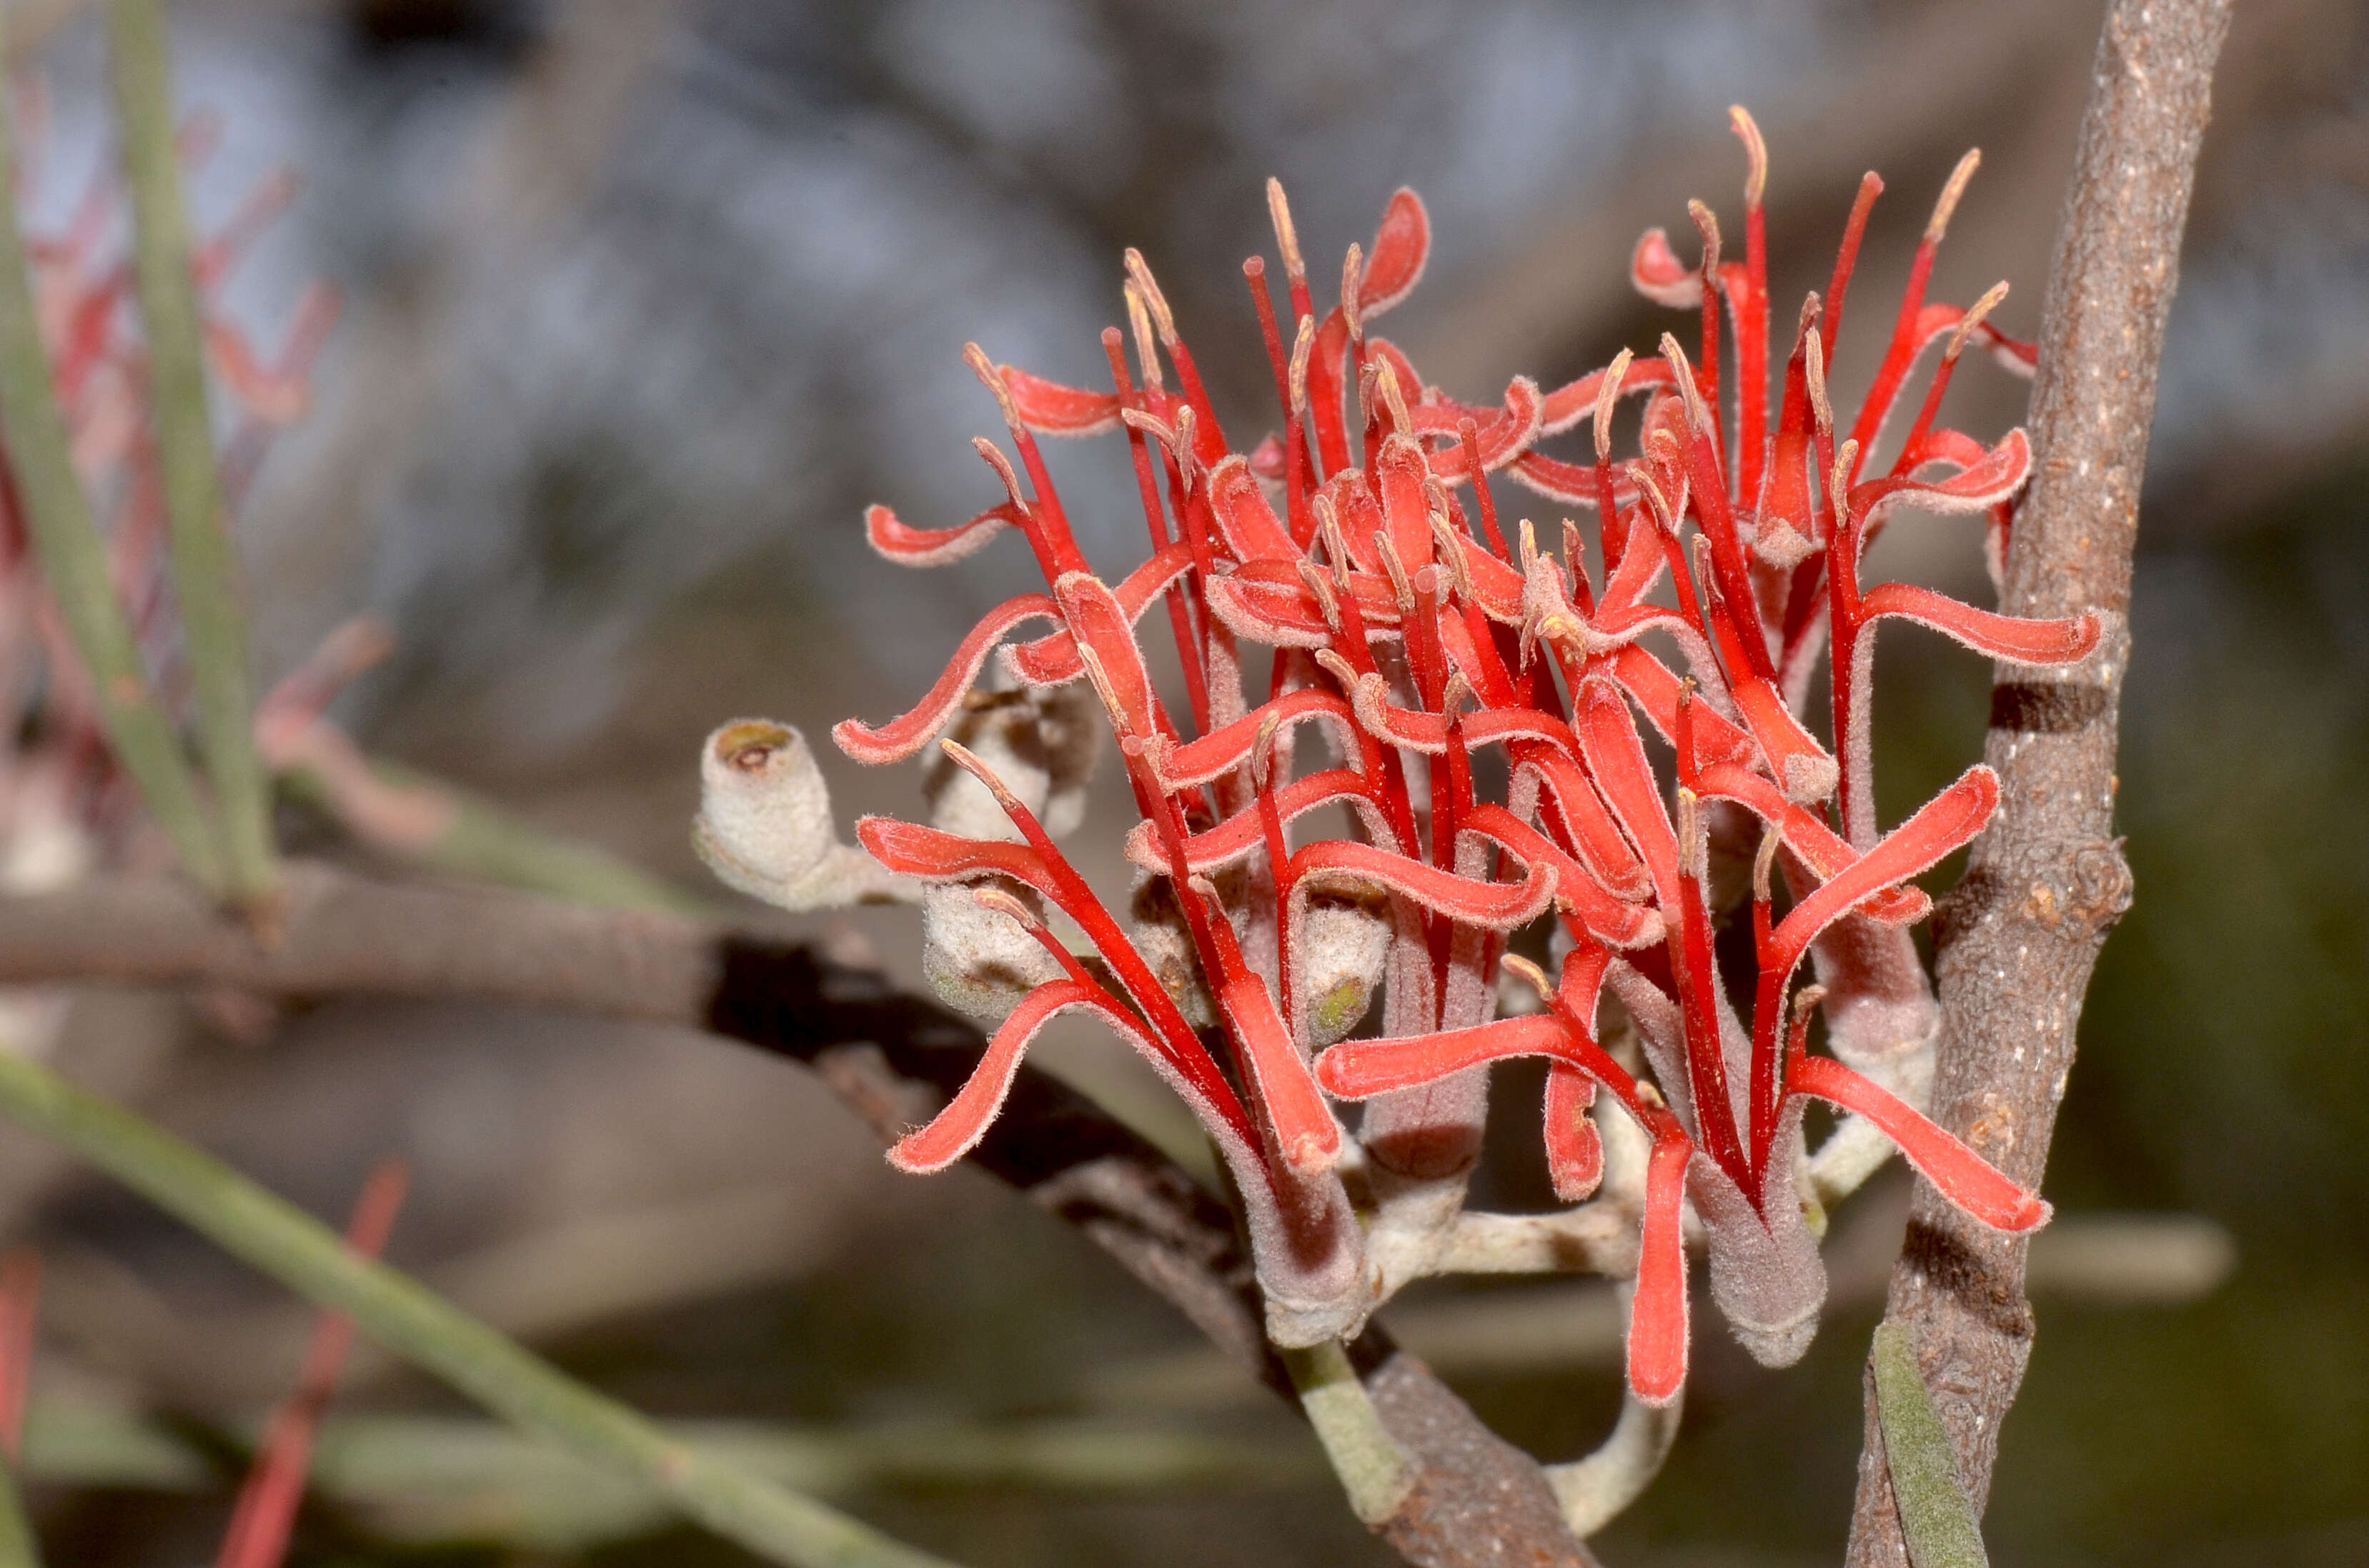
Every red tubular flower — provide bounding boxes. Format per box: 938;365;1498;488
835;109;2076;1394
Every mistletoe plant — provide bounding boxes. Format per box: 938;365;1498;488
700;106;2097;1527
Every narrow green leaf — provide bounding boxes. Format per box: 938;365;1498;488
278;757;717;918
0;1049;962;1568
105;0;277;906
0;15;226;895
1872;1322;1990;1568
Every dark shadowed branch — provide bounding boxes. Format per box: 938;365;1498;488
1845;1;2233;1562
0;863;1594;1567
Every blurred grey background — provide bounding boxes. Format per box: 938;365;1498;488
3;0;2365;1562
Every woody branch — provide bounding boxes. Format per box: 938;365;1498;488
0;861;1596;1568
1846;1;2232;1562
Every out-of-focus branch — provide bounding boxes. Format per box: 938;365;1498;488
18;1403;1314;1549
0;863;1596;1567
1846;2;2233;1563
0;29;226;896
106;0;279;909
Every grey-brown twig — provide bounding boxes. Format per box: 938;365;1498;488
0;863;1594;1568
1845;1;2232;1562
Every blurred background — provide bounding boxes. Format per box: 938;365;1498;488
1;0;2363;1562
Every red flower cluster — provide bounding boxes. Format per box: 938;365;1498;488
838;109;2091;1401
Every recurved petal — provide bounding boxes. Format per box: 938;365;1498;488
999;364;1121;435
1630;227;1702;308
833;595;1061;763
1860;584;2101;668
1293;840;1555;930
1768;765;1997;978
888;980;1098;1172
1787;1053;2049;1233
865;501;1018;567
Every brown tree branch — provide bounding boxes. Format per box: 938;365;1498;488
0;862;1591;1567
1845;1;2232;1562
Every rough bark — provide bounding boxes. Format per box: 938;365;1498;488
1845;1;2231;1562
0;862;1592;1566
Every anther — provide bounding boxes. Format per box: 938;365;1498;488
1945;280;2010;362
1659;334;1712;437
1927;149;1980;242
1122;284;1166;399
1123;249;1179;346
1288;313;1315;411
1341;242;1366;342
1729;106;1767;208
972;437;1028;510
1594;346;1633;465
1266;177;1306;283
963;342;1022;431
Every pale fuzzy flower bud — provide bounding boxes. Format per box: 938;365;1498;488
921;883;1066;1023
695;720;911;910
1129;867;1218;1030
1298;889;1390;1046
909;686;1103;1021
922;684;1101;843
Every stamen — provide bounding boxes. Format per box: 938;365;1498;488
1946;279;2011;362
1313;497;1354;588
1373;532;1416;612
1676;786;1704;881
1172;406;1201;492
1634;469;1677;536
1729;106;1767;208
1313;647;1361;690
1295;557;1345;634
1594;346;1633;465
963;342;1023;431
1499;953;1555;1009
1659;334;1712;437
1927;149;1981;242
1687;199;1722;277
1123;249;1179;346
1249;710;1285;791
1372;357;1411;434
940;738;1027;813
1341;241;1365;342
1288;313;1315;412
1804;315;1834;439
972;437;1028;511
1752;819;1783;905
1073;642;1132;739
972;884;1046;931
1430;512;1476;600
1123;282;1166;395
1266;176;1306;283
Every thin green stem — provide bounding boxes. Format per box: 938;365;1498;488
1281;1340;1413;1527
0;24;225;895
278;757;717;918
104;0;276;908
0;1049;961;1568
